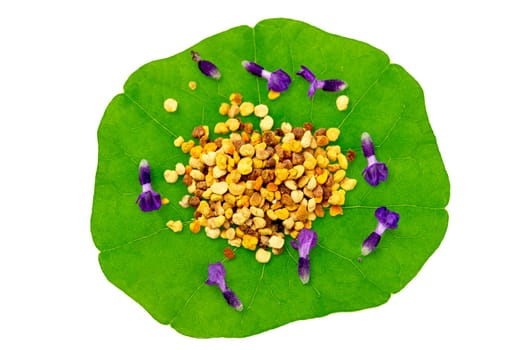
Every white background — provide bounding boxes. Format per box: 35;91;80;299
1;0;523;349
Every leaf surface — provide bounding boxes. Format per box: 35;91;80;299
91;18;449;338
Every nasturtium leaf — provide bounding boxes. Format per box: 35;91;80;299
91;18;449;338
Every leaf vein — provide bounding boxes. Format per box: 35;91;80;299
342;204;446;211
317;243;387;295
168;283;205;325
100;227;168;253
337;63;391;130
245;265;265;312
123;93;176;137
240;265;265;328
250;26;262;104
378;104;405;148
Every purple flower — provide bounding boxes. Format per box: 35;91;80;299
242;61;292;92
291;228;318;284
361;132;388;186
191;51;221;80
361;207;400;256
135;159;162;212
296;65;347;99
205;262;243;311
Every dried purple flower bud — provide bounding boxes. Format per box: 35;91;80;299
191;51;221;80
361;132;388;186
242;61;292;92
136;159;162;212
361;207;400;256
205;262;243;311
296;65;347;99
291;228;318;284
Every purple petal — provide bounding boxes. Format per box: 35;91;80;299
296;228;318;258
206;262;244;311
223;290;243;311
362;162;388;186
375;207;400;229
138;159;152;185
136;190;162;212
242;60;264;77
298;257;310;284
362;207;400;256
243;62;292;92
361;232;381;256
293;230;317;284
307;84;317;99
361;132;375;158
137;160;162;212
361;132;389;186
191;51;221;79
267;69;292;92
198;60;221;80
297;66;347;98
205;262;227;292
319;79;347;92
296;65;316;83
307;80;325;99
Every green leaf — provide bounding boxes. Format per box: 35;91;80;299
91;18;449;338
